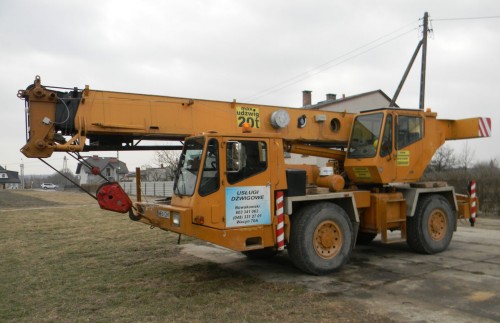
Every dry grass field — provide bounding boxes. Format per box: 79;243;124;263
0;190;388;322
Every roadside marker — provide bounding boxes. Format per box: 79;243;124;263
469;180;477;227
276;191;285;250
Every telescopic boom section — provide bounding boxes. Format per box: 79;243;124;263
18;76;354;159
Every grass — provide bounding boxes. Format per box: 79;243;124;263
0;190;388;322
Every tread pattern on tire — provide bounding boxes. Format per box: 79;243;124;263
407;194;455;254
288;202;353;275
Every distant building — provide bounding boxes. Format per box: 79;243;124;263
0;165;21;189
302;89;397;112
76;155;129;185
140;166;175;182
141;168;163;182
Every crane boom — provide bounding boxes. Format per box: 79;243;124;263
18;76;354;158
18;76;491;184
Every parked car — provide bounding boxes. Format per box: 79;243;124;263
41;183;57;189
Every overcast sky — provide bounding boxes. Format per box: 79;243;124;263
1;0;499;175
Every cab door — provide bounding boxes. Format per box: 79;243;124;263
395;113;424;181
193;138;225;228
223;138;273;230
377;113;397;183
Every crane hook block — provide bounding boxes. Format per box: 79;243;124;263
96;182;133;213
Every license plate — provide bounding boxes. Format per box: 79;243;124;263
158;210;170;219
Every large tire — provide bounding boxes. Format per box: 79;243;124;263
288;202;353;275
407;194;455;254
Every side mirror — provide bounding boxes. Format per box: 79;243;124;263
226;141;242;173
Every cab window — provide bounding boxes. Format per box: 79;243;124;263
397;116;423;149
174;137;204;196
199;139;220;196
227;140;267;184
348;113;384;158
380;114;393;157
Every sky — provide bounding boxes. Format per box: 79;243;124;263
1;0;499;175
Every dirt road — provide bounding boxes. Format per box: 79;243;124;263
181;218;500;322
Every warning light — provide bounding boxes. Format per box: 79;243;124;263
242;122;252;133
297;114;307;128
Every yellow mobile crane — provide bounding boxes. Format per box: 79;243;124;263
18;76;490;274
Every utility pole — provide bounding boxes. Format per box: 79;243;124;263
419;12;429;110
63;155;69;172
390;12;430;109
20;160;25;189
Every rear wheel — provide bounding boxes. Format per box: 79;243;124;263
288;202;353;275
407;194;455;254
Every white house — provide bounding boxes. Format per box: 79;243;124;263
76;155;129;185
303;89;397;113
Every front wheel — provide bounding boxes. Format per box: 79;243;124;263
288;202;353;275
407;194;455;254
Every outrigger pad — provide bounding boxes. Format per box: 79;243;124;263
96;182;133;213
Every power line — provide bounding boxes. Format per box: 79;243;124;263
433;15;500;21
242;20;419;103
244;25;418;103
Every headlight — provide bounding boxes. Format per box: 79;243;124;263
172;212;181;227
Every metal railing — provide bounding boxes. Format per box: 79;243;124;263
120;181;174;197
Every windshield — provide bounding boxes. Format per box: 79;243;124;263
174;137;205;196
348;113;384;158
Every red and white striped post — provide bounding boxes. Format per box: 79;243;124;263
275;191;285;251
469;180;477;227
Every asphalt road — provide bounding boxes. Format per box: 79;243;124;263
181;217;500;322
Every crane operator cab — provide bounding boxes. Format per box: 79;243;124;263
169;133;283;247
344;108;433;185
174;137;270;199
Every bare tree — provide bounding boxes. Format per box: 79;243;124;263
430;145;456;172
140;163;153;170
470;158;500;214
458;141;475;175
153;150;180;181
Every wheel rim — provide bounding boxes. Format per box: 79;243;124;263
313;220;343;259
427;209;448;241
